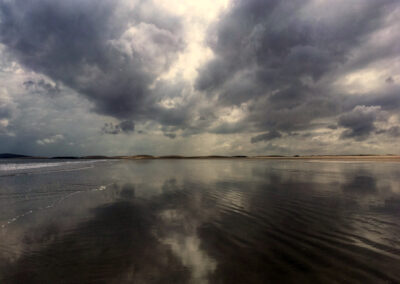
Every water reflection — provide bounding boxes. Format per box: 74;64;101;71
2;200;190;283
0;160;400;283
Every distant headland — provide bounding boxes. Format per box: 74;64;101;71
1;153;400;161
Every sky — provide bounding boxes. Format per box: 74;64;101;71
0;0;399;156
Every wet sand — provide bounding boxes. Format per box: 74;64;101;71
1;159;400;283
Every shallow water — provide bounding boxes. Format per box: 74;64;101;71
0;159;400;283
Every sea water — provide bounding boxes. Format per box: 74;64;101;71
0;159;399;283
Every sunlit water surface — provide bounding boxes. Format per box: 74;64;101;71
1;159;400;283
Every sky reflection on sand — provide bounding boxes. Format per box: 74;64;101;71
1;159;400;283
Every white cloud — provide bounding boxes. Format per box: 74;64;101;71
36;134;64;145
154;0;231;82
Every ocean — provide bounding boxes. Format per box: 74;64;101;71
0;158;399;283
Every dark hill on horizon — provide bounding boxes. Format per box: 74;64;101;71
1;153;399;160
0;153;32;159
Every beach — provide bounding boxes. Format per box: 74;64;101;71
1;158;400;283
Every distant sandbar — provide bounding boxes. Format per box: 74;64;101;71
1;153;400;161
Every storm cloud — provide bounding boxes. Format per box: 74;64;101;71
0;0;184;120
23;79;61;97
196;0;400;134
102;120;135;135
338;105;384;141
0;0;399;155
251;131;282;144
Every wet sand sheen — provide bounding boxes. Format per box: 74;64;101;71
0;159;400;283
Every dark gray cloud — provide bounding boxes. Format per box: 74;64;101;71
1;0;400;155
0;102;12;120
0;0;184;121
327;124;338;130
102;120;135;135
387;126;400;137
23;79;61;97
164;133;176;139
196;0;399;134
338;105;383;141
346;86;400;113
209;121;247;134
376;126;400;138
386;77;395;84
0;90;14;123
251;130;282;144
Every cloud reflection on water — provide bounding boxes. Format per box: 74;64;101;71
0;160;400;283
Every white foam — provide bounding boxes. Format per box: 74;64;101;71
0;160;107;172
94;185;107;191
1;183;112;229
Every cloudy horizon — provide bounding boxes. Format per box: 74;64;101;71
0;0;399;156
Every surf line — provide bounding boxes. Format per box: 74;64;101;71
1;183;114;229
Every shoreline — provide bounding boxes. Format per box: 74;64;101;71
120;155;400;162
1;153;400;161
